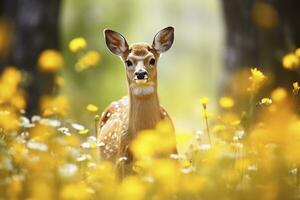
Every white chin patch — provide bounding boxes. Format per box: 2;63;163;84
132;85;155;96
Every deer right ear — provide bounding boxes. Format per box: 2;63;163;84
103;29;129;56
152;26;174;53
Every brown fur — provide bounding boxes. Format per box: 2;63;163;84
99;27;176;176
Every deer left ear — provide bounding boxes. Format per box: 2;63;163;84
152;26;174;53
103;29;129;56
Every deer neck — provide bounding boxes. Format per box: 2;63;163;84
128;88;161;136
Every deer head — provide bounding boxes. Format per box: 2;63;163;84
103;27;174;98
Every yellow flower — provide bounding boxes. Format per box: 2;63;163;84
250;68;266;81
60;182;93;200
29;124;55;142
10;91;26;109
29;179;55;200
130;121;176;159
199;97;209;110
10;141;27;163
0;108;19;131
282;53;299;70
271;87;287;103
38;49;64;72
40;95;70;117
152;159;179;181
75;51;101;72
64;135;81;147
293;82;299;95
130;130;158;159
85;161;116;186
285;120;300;164
0;67;25;109
180;175;206;194
119;176;146;200
295;48;300;57
69;37;87;53
1;67;21;86
0;82;16;103
248;68;266;92
199;97;209;105
79;129;89;135
150;159;180;193
219;96;234;109
86;104;98;112
94;114;100;121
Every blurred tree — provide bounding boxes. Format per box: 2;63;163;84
0;0;61;115
221;0;300;108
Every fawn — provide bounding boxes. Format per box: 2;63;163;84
98;27;177;173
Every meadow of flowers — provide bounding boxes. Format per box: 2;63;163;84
0;38;300;200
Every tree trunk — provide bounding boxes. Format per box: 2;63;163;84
221;0;300;111
0;0;61;115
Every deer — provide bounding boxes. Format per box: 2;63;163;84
97;27;177;175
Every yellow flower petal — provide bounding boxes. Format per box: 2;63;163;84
40;95;70;117
248;68;266;92
295;48;300;57
38;49;64;72
86;104;98;112
75;51;101;72
293;82;299;95
282;53;299;70
219;96;234;109
199;97;209;105
79;129;89;135
271;87;287;102
69;37;87;53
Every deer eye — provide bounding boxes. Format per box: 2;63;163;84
125;60;133;67
149;58;156;65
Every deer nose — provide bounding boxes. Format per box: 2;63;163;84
135;70;148;80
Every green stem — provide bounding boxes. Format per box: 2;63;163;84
203;105;211;146
94;115;100;137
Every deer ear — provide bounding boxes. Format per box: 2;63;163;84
152;26;174;53
104;29;129;56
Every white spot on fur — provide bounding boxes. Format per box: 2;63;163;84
135;60;144;70
132;86;155;96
